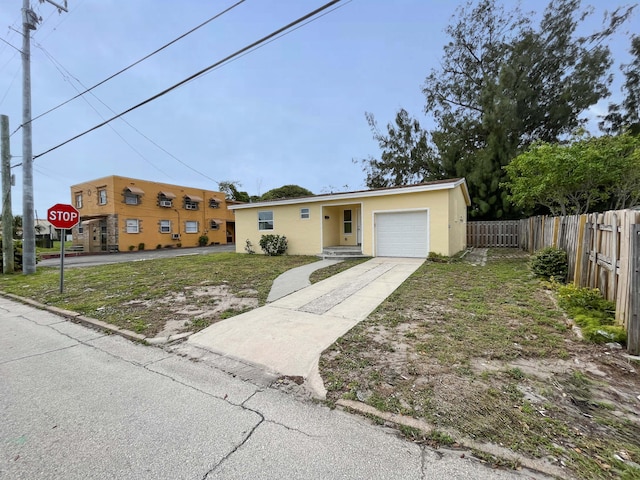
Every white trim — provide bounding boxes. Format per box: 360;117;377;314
229;179;469;210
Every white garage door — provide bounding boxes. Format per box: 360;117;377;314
375;210;429;257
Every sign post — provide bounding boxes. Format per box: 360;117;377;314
47;203;79;293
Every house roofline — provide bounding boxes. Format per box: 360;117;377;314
229;178;470;210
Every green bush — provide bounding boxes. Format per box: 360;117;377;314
531;247;568;281
259;234;287;256
0;239;24;272
555;283;624;345
138;243;145;251
244;239;255;254
198;235;209;247
557;284;615;315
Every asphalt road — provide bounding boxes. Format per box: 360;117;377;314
38;244;236;268
0;296;550;480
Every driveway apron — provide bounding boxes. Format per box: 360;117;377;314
187;257;424;397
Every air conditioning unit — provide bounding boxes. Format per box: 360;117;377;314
185;204;198;210
171;233;180;240
159;200;172;207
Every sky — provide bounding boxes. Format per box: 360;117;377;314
0;0;638;217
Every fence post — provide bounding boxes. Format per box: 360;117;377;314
629;224;640;356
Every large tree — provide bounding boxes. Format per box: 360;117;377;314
503;133;640;215
359;0;634;219
260;185;313;201
600;35;640;135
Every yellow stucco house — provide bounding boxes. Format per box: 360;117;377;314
231;178;470;258
69;175;236;252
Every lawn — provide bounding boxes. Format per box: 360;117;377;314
319;249;640;480
2;248;638;478
0;252;316;337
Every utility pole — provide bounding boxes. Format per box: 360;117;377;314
21;0;67;274
1;115;14;273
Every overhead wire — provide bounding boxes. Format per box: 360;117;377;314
35;41;218;182
12;0;247;136
30;0;343;162
35;42;173;178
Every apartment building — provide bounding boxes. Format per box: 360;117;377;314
69;175;236;253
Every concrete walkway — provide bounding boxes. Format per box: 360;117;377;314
266;259;342;302
187;257;424;398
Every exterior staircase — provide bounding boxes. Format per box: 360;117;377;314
320;246;368;260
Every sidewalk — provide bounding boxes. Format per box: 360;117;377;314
187;257;425;398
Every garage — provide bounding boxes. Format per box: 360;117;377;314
375;210;429;257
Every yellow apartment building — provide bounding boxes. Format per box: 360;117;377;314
69;175;237;252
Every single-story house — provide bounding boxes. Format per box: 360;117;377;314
230;178;470;258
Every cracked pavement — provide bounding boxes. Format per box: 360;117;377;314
0;296;546;479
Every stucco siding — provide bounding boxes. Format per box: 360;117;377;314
232;180;470;258
70;176;234;252
236;203;322;255
448;187;468;255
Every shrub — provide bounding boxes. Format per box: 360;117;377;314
531;247;568;281
244;239;255;254
0;239;24;272
556;284;615;315
198;235;209;247
156;244;162;249
138;243;145;251
259;234;287;256
555;283;624;345
128;245;135;251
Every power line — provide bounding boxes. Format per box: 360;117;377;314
32;0;343;161
35;42;173;178
35;42;218;183
12;0;247;136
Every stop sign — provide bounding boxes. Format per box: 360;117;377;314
47;203;80;229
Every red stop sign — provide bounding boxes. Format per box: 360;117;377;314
47;203;80;229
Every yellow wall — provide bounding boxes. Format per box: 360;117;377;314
233;183;469;257
448;187;468;255
69;175;235;252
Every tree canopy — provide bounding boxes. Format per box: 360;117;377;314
217;181;251;203
503;133;640;216
600;35;640;135
260;185;313;201
358;0;634;219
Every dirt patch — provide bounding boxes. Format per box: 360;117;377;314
320;249;640;479
128;284;259;338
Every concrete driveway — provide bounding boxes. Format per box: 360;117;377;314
187;257;424;398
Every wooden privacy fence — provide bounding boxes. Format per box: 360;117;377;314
467;220;519;247
467;210;640;353
518;209;640;333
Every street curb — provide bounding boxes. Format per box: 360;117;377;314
336;399;569;480
0;291;190;345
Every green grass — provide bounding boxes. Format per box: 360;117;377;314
320;249;640;479
36;241;72;253
0;252;317;336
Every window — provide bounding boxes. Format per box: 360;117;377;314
75;193;83;209
77;223;84;234
210;220;220;230
300;208;310;219
209;198;220;208
258;211;273;230
98;188;107;205
343;209;352;234
126;219;139;234
158;191;175;207
185;221;199;233
184;199;199;210
160;220;171;233
124;192;139;205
